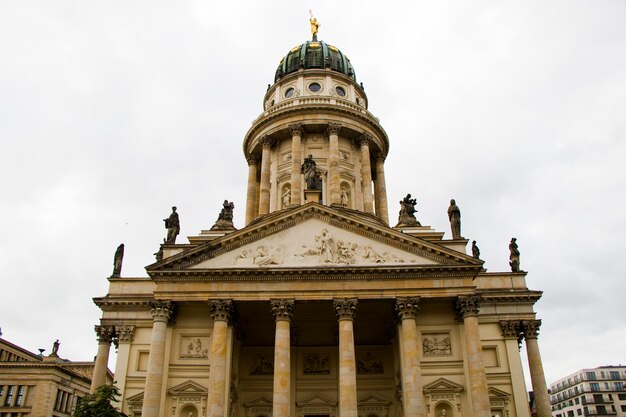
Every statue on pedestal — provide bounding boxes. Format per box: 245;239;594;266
164;206;180;244
211;200;236;230
447;199;462;239
51;339;60;357
301;154;322;190
509;237;520;272
112;243;124;277
340;188;349;207
472;240;480;259
396;194;421;227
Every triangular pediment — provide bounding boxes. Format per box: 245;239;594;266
244;396;273;407
168;380;207;395
488;387;511;400
148;204;481;277
423;378;464;393
358;394;391;406
126;391;144;404
297;394;338;407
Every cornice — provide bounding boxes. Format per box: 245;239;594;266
244;103;388;157
93;297;152;311
481;292;542;305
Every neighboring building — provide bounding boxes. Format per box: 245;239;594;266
0;336;112;417
550;366;626;417
90;24;552;417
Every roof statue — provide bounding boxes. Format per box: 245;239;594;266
164;206;180;244
211;200;236;231
112;243;124;277
396;194;421;227
509;237;520;272
309;10;320;40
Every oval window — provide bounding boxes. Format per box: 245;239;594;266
335;86;346;96
308;82;321;92
284;87;295;98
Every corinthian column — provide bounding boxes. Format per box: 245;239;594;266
327;123;342;206
456;295;490;417
258;136;274;215
245;155;259;225
373;155;389;224
395;297;425;417
359;135;374;213
208;300;234;417
499;321;529;417
112;325;135;406
289;124;303;206
90;325;115;393
522;320;551;417
333;298;358;417
142;301;174;417
271;299;295;417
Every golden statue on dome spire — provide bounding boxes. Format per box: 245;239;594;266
309;10;320;41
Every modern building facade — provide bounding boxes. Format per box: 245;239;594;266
0;336;112;417
550;366;626;417
91;27;552;417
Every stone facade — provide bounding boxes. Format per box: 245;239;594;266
0;336;112;416
91;32;550;417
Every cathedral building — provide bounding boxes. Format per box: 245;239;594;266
91;23;551;417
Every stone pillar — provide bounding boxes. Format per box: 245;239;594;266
498;322;532;417
290;124;303;206
90;325;115;393
271;299;295;417
522;320;551;417
359;136;374;214
245;155;259;225
456;295;490;417
373;155;389;225
208;300;234;417
258;136;274;215
333;298;358;417
327;123;342;206
112;325;135;407
142;301;174;417
395;297;425;417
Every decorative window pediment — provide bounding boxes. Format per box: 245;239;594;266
244;396;273;417
423;378;464;393
297;394;337;417
358;394;391;417
168;380;208;396
423;378;464;416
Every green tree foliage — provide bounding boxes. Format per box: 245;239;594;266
73;384;126;417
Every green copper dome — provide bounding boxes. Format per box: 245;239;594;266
274;40;356;82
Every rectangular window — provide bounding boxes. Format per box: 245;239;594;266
621;405;626;412
605;383;609;389
618;394;626;400
596;405;607;415
577;409;582;416
601;371;606;378
576;398;580;404
593;394;604;403
0;385;4;402
587;372;597;380
568;411;575;417
615;382;624;391
15;386;25;406
610;371;620;380
5;386;15;406
590;383;600;392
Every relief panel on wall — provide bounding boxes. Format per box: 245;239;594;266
422;333;452;356
180;336;210;359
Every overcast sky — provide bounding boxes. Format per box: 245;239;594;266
1;1;625;386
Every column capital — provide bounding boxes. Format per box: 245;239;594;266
456;294;482;318
357;133;373;147
260;135;275;149
271;299;295;322
395;297;420;320
521;319;542;340
149;300;173;323
374;153;385;164
209;299;234;323
289;123;304;136
326;122;342;136
247;155;259;166
94;325;115;344
333;298;358;321
115;325;136;343
499;320;522;339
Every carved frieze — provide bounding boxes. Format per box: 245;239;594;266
303;352;330;375
180;336;209;359
250;353;274;375
357;351;384;374
422;333;452;356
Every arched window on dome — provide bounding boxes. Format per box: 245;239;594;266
306;46;323;68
